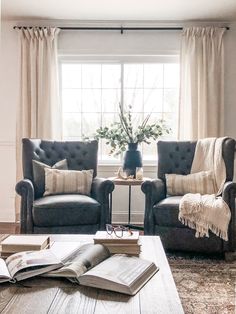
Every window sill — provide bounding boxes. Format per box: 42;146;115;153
98;163;157;167
98;163;157;174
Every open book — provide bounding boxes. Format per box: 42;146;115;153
0;250;62;283
0;241;81;283
45;243;159;295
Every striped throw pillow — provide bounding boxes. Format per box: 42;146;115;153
165;171;217;196
33;159;68;197
44;168;93;196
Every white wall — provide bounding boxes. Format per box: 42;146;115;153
0;21;19;221
58;28;180;55
1;20;236;222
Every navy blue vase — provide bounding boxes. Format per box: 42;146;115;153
123;143;143;178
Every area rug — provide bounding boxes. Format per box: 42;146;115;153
168;255;236;314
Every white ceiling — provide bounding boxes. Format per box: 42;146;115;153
2;0;236;21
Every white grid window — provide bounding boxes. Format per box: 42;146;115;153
60;58;179;164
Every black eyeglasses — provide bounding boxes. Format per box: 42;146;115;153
106;224;133;238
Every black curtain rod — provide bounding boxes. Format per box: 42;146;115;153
13;26;230;33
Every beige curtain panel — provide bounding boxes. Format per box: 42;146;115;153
16;27;61;221
178;27;226;140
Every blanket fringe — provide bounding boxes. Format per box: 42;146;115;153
179;216;228;241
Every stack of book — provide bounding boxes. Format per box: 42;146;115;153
93;231;141;255
0;235;50;257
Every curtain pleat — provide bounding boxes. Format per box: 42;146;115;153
15;27;61;221
178;27;226;140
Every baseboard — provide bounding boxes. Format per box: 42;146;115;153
0;222;20;234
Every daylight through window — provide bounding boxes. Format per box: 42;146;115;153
60;60;179;163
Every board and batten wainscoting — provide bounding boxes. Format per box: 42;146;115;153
0;141;16;222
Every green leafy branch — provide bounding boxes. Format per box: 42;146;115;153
94;104;171;156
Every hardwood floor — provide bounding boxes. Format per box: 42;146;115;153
0;223;20;234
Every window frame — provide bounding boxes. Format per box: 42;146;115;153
59;54;180;166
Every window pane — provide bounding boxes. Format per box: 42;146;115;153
82;64;101;88
101;139;120;162
61;60;179;163
147;113;163;124
102;89;120;112
123;89;143;112
131;113;144;130
163;89;179;113
102;64;121;88
124;64;143;88
144;89;163;113
144;64;163;88
102;113;120;127
82;89;101;112
142;142;157;161
81;113;101;137
163;113;177;138
164;64;180;88
63;113;81;137
62;64;81;88
62;89;81;113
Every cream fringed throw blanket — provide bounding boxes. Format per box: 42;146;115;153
179;138;231;241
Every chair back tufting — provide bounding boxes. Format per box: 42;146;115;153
157;138;235;182
22;138;98;182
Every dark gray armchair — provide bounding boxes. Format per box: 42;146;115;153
141;138;236;256
16;139;114;234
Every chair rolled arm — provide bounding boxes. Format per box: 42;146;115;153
91;177;115;229
141;179;166;235
222;181;236;252
222;181;236;208
15;179;35;233
91;177;114;199
141;178;166;204
15;179;34;199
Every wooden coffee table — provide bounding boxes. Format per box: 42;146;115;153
0;235;184;314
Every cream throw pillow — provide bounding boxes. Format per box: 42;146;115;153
32;159;68;197
44;168;93;196
165;171;217;196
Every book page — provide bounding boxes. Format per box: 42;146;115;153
46;243;110;278
49;242;82;263
0;258;11;282
5;250;61;279
82;254;154;286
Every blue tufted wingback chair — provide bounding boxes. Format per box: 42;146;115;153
16;138;114;234
141;138;236;257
